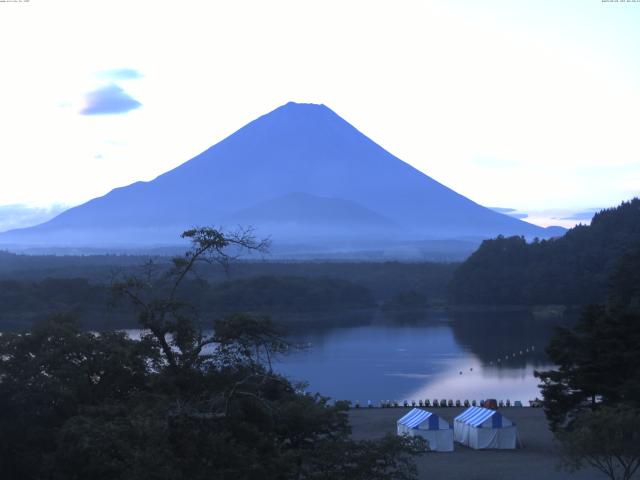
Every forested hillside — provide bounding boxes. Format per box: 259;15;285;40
0;258;456;330
0;276;377;331
450;198;640;305
0;252;455;297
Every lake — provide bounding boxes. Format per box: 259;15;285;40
273;310;559;405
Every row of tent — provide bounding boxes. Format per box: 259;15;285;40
396;407;519;452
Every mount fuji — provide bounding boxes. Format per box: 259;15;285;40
0;102;563;258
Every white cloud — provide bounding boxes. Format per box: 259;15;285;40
80;83;142;115
0;204;69;233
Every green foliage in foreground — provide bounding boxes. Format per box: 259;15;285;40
535;305;640;431
536;247;640;479
535;245;640;431
0;227;424;480
558;406;640;480
0;316;423;480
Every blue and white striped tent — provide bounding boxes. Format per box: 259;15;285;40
397;408;453;452
454;407;518;449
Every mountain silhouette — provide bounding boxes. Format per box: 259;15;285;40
0;102;562;255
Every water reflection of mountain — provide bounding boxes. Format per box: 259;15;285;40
448;310;562;368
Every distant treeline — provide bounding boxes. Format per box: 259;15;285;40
0;259;457;330
0;276;371;330
10;196;639;325
449;198;640;305
207;276;374;313
0;253;456;300
0;251;145;279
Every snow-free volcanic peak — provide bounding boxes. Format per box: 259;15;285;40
0;102;563;256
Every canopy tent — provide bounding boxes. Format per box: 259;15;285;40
397;408;454;452
454;406;519;449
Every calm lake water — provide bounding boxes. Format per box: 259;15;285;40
123;310;562;405
272;310;559;405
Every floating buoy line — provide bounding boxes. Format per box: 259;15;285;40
299;343;543;409
350;398;538;409
488;345;536;367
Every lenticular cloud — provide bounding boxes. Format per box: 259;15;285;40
80;83;141;115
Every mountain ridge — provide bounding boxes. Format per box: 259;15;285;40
0;102;564;256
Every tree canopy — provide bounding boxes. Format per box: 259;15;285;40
450;198;640;305
535;244;640;479
0;227;423;480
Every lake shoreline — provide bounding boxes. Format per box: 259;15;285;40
0;303;581;333
276;303;579;330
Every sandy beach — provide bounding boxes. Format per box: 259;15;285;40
349;407;604;480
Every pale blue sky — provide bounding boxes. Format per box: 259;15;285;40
0;0;638;230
